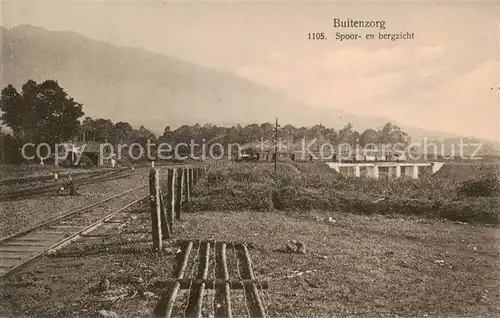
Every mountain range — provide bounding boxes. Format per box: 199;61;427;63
1;25;497;148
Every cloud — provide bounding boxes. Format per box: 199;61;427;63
433;59;499;139
415;45;444;59
269;50;283;60
238;44;446;104
323;47;408;76
237;44;499;139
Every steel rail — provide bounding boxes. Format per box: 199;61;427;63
0;184;147;243
0;193;148;279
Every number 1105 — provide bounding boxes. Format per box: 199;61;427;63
308;32;326;40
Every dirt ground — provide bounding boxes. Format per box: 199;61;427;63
1;205;498;317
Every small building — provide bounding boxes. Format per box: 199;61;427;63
57;142;113;167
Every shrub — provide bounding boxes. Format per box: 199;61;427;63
187;181;274;212
458;175;500;197
188;161;500;224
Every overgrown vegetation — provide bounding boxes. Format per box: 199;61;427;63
187;162;500;224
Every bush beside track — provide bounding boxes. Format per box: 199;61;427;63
186;161;500;224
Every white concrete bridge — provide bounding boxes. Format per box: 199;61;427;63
327;162;444;179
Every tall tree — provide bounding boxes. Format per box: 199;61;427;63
338;123;358;145
115;121;133;144
0;129;22;164
377;122;410;146
0;85;24;138
158;125;173;143
0;80;84;145
359;128;380;146
131;125;157;145
93;118;115;142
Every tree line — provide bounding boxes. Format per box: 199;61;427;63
157;122;410;149
0;79;410;164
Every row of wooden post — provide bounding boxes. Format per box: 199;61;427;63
149;165;205;251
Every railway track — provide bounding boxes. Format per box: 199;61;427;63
0;185;149;278
0;162;199;202
0;165;162;202
0;161;202;186
154;239;268;318
1;163;270;317
0;167;120;186
0;168;136;201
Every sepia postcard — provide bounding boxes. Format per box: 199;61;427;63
0;1;499;317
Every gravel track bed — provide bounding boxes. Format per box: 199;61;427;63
0;170;149;238
0;171;111;194
52;189;148;230
0;164;87;179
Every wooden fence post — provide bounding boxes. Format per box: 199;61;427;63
189;167;194;191
184;167;190;203
166;168;175;233
175;168;183;220
149;168;162;251
159;190;171;239
158;168;170;240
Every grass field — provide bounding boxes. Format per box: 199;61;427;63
0;160;498;317
1;205;498;317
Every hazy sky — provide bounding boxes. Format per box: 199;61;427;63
2;0;500;139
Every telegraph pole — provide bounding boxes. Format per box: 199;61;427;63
274;117;279;174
